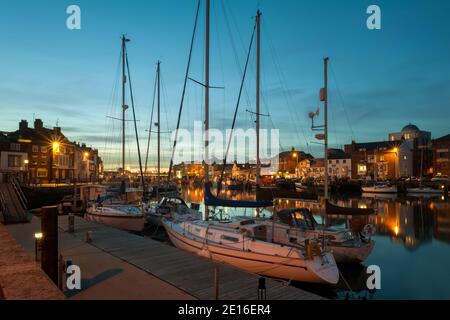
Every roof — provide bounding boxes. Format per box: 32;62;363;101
402;124;420;132
278;150;313;160
433;134;450;143
327;148;351;160
350;140;402;152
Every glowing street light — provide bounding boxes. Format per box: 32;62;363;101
34;232;43;262
52;141;60;154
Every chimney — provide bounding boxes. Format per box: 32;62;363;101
34;119;43;130
19;120;28;133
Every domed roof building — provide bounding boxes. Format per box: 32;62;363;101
389;123;431;145
388;124;432;178
402;124;420;132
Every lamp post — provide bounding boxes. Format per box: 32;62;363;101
292;151;299;178
52;141;60;186
384;147;399;180
24;159;29;185
34;232;43;262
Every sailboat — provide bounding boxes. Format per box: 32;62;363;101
362;181;398;194
258;208;375;263
86;35;146;232
163;3;339;284
407;146;443;195
307;59;377;217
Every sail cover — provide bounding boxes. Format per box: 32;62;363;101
204;184;273;208
325;201;375;216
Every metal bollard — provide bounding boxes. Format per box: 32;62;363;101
214;267;220;300
85;231;92;243
258;277;266;300
68;213;75;233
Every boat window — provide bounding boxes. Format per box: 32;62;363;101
221;235;239;243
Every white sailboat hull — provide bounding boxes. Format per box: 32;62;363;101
330;241;375;263
407;187;443;194
163;220;339;284
86;207;145;232
362;186;397;193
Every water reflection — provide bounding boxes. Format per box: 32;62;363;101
181;188;450;299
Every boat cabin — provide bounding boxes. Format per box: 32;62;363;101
273;209;318;230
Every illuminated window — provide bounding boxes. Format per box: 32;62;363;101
37;169;48;177
403;155;408;160
380;155;385;161
358;164;367;175
32;145;39;153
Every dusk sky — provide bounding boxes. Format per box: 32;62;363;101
1;0;449;170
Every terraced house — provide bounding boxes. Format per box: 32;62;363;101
0;119;102;184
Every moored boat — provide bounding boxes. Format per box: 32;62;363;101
162;217;339;284
407;186;443;194
264;208;375;263
86;204;145;232
144;196;201;226
362;182;397;194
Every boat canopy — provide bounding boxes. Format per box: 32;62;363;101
204;184;273;208
273;208;318;229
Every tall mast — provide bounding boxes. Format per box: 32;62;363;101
204;0;210;221
256;10;261;187
121;35;129;174
157;61;161;200
324;57;329;200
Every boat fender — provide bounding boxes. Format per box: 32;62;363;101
306;242;322;260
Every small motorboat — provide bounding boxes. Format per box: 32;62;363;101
407;186;443;194
162;217;339;284
362;182;397;194
86;204;145;232
263;208;375;263
295;182;309;191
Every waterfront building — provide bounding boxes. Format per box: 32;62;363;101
345;140;413;179
278;148;313;177
432;134;450;177
0;131;29;183
327;149;352;179
389;124;433;177
0;119;102;184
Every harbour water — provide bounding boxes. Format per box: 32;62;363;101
181;188;450;300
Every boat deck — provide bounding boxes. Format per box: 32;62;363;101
58;216;324;300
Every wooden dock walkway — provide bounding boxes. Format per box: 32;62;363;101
0;223;64;300
0;182;28;224
54;216;324;300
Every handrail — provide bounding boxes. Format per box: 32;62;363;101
0;189;7;222
9;175;27;210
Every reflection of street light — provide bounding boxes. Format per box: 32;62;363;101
394;225;399;236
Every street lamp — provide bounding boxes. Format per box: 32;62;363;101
34;232;43;261
52;142;60;154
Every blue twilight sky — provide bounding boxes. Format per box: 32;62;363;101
1;0;449;170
